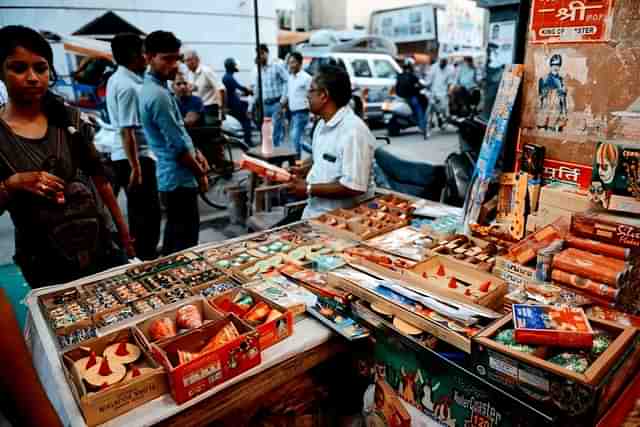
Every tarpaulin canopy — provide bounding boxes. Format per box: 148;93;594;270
62;36;113;60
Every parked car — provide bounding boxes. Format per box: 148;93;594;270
304;52;401;123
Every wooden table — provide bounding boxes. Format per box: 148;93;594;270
247;146;298;168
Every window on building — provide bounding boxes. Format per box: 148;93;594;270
373;60;397;79
351;59;372;78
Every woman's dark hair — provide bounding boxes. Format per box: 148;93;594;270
111;33;143;66
315;64;352;108
144;31;181;56
0;25;70;128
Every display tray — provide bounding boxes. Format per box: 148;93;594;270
472;314;640;422
311;205;410;241
364;226;435;262
429;234;506;272
347;253;507;310
210;288;294;350
327;268;485;353
61;327;168;427
136;297;224;347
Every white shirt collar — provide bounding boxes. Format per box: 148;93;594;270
324;106;350;128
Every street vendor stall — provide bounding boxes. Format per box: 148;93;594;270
20;2;640;424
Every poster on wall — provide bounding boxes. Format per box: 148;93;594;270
530;0;613;44
488;21;516;68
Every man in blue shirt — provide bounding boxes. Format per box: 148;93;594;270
173;71;204;127
253;44;289;147
106;33;161;260
223;57;253;146
140;31;209;255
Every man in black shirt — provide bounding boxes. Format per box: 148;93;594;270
395;58;426;136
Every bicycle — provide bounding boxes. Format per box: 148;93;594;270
187;126;250;209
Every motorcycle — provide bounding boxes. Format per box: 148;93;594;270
382;81;429;139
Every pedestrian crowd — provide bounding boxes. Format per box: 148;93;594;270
0;25;380;291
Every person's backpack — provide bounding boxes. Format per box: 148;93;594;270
0;107;109;270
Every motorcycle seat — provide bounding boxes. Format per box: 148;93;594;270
374;145;446;201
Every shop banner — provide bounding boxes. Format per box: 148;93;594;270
530;0;613;44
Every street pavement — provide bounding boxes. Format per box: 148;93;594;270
0;126;459;266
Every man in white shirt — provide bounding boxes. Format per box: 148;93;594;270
183;49;225;124
427;58;454;120
283;52;312;157
288;65;375;219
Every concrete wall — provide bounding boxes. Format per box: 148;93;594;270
0;0;279;84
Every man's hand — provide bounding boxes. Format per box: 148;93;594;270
290;162;312;179
195;149;209;174
128;165;143;191
198;174;209;194
287;177;308;199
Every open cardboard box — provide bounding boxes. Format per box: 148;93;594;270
61;327;168;427
327;271;481;353
149;314;261;404
210;288;294;350
348;254;507;310
472;314;640;420
136;296;224;347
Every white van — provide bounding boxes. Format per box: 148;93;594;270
304;52;401;122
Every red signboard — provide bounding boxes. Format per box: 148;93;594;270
530;0;613;43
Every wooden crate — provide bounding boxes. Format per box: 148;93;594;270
472;314;640;421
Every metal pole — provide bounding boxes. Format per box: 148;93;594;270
253;0;264;142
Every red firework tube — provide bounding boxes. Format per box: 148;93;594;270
552;251;622;287
566;235;630;260
563;248;628;274
551;269;619;302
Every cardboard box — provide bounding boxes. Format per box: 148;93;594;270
211;288;294;350
136;296;224;346
472;315;640;423
349;254;508;310
327;269;483;353
539;183;592;212
150;314;261;404
243;275;316;317
62;328;168;427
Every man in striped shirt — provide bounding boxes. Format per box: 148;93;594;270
253;44;289;147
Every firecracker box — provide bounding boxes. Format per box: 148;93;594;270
590;142;640;214
210;288;294;350
149;314;261;404
572;210;640;250
472;315;640;424
512;304;594;348
61;328;168;427
136;296;224;346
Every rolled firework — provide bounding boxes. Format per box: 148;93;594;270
566;235;630;260
563;248;628;276
551;269;619;302
552;251;623;287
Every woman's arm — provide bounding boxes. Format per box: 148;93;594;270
0;289;63;427
92;175;135;258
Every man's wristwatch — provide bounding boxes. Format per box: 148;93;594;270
306;183;312;197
